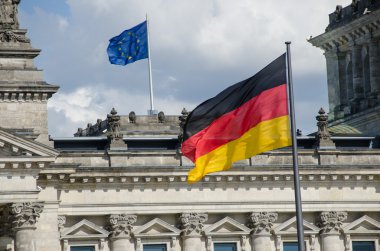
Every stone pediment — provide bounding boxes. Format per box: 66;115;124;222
273;216;319;235
0;129;58;157
61;219;109;240
343;215;380;234
134;218;181;238
0;129;58;168
205;217;250;236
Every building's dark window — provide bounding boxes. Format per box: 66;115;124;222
214;243;237;251
352;241;375;251
143;244;167;251
283;242;299;251
70;247;95;251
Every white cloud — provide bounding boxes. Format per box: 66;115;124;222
20;0;352;136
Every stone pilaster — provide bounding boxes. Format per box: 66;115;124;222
325;50;344;119
108;214;137;251
369;39;380;101
318;211;347;251
179;213;208;251
248;212;277;251
9;202;44;251
351;44;364;101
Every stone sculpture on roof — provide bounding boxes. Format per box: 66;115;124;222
0;0;20;30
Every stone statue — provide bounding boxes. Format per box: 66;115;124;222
0;0;20;30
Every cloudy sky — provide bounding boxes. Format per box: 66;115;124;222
19;0;350;137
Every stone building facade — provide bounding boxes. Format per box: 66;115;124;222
309;0;380;135
0;1;379;251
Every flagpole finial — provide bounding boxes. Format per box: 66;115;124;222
285;41;291;45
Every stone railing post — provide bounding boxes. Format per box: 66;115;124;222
318;211;347;251
9;202;44;251
248;212;277;251
179;213;208;251
108;214;137;251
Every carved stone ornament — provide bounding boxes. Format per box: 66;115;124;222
129;111;136;123
57;215;66;231
179;212;208;236
315;108;335;149
335;5;343;20
0;30;30;43
0;0;20;30
106;108;127;149
158;111;165;123
318;211;347;234
10;202;44;229
248;212;278;234
351;0;359;13
108;214;137;238
178;108;189;145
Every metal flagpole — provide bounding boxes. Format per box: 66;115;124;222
285;41;305;251
146;14;155;115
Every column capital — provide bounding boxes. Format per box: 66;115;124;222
179;213;208;236
318;211;347;234
9;202;44;231
248;212;278;235
108;214;137;239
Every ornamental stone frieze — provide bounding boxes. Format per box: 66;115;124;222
108;214;137;238
248;212;278;234
9;202;44;230
318;211;347;234
179;213;208;236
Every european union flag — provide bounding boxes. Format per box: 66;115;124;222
107;21;148;66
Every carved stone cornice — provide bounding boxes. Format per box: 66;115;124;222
108;214;137;238
179;213;208;236
318;211;347;234
9;202;44;230
248;212;278;234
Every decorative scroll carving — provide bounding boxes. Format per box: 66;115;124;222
0;0;20;30
108;214;137;238
171;237;177;251
310;234;316;251
9;202;44;229
179;213;208;236
99;238;105;251
206;236;212;251
0;30;30;43
318;211;347;234
241;236;247;251
344;234;351;251
315;108;335;149
135;238;141;251
275;235;282;251
248;212;278;234
58;215;66;231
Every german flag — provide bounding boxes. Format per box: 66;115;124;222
182;54;291;183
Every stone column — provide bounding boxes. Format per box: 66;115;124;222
325;50;344;119
318;211;347;251
9;202;44;251
248;212;277;251
369;39;380;100
179;213;208;251
109;214;137;251
351;44;364;101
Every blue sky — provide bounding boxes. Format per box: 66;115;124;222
17;0;350;136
